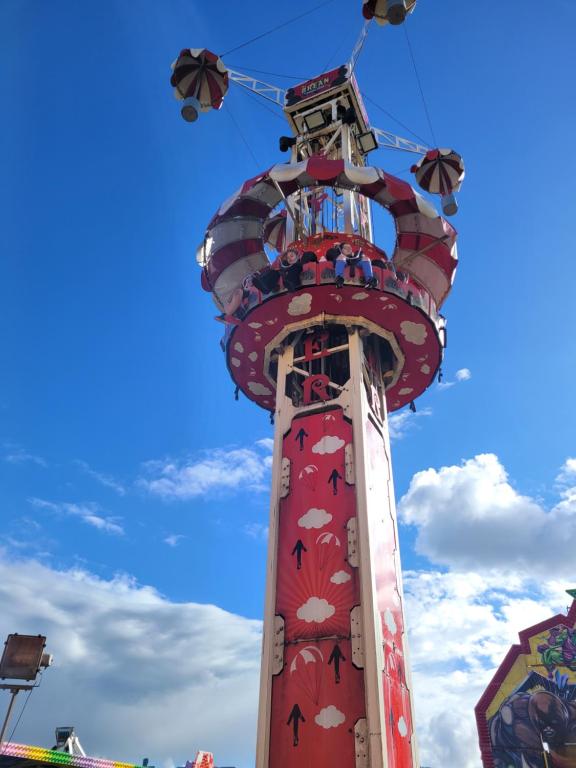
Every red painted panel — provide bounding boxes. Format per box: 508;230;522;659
276;409;359;640
270;639;365;766
365;418;416;767
270;408;365;768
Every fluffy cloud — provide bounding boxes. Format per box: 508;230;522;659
398;453;576;575
0;555;261;768
296;597;335;623
403;570;570;768
400;321;427;345
330;570;351;585
311;436;345;455
287;293;312;316
29;498;124;535
438;367;472;390
298;508;332;529
139;443;273;500
314;705;345;729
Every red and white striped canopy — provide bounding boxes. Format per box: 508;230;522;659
201;157;458;309
411;148;465;197
170;48;228;111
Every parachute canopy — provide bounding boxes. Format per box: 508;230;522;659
362;0;417;26
289;646;324;704
170;49;229;121
411;148;465;216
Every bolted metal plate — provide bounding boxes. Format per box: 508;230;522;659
354;718;369;768
347;517;359;568
351;605;364;668
272;615;285;675
280;457;291;498
345;442;355;484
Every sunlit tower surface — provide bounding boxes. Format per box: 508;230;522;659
171;6;464;767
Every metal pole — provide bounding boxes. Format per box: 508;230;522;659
0;688;19;744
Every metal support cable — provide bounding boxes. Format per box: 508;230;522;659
403;23;438;147
223;103;261;170
221;0;337;57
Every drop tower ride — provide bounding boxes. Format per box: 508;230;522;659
170;5;464;767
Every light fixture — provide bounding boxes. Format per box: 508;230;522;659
303;110;326;131
0;634;50;681
357;130;378;154
279;136;297;153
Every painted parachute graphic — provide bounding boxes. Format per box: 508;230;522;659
362;0;417;26
170;48;229;122
316;532;342;570
411;148;465;216
289;645;324;704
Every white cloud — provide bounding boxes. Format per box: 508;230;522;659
0;555;261;767
330;570;351;585
75;460;126;496
246;381;272;396
314;705;345;729
398;453;576;575
296;597;335;623
255;438;274;452
243;523;269;540
388;408;432;441
556;457;576;486
287;293;312;316
29;498;124;536
438;367;472;390
139;445;272;500
404;570;570;768
298;508;332;529
3;443;47;467
311;436;345;455
400;321;427;345
164;534;185;547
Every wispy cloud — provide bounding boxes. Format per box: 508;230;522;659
28;498;124;535
75;460;126;496
388;407;432;441
243;522;269;540
138;441;274;501
164;534;185;547
437;367;472;390
3;443;47;467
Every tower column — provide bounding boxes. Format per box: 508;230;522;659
256;326;418;768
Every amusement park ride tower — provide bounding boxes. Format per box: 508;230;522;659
171;5;464;767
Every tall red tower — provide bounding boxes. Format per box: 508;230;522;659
171;11;463;767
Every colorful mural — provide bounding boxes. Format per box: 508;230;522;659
476;600;576;768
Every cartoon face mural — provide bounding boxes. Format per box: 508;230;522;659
476;602;576;768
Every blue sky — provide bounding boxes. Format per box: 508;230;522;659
1;1;576;767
